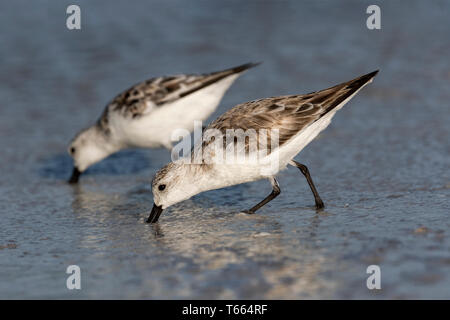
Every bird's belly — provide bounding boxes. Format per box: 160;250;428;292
124;114;197;148
109;115;169;148
202;164;265;192
274;110;338;166
109;74;238;149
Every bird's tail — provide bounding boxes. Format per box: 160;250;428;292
311;70;379;117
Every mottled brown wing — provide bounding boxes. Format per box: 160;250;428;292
96;63;260;134
199;70;378;156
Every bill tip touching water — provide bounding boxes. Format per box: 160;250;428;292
147;69;379;223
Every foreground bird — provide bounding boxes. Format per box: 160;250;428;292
147;70;379;223
67;62;260;183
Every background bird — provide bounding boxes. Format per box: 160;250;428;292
67;62;260;183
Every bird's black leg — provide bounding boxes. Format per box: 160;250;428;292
68;167;81;184
244;177;280;214
291;160;324;209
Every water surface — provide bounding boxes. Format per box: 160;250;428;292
0;0;449;299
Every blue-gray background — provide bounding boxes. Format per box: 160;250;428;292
0;0;449;299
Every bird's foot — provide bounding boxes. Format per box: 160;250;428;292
315;199;325;210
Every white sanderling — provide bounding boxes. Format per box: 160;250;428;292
147;70;379;223
67;62;260;183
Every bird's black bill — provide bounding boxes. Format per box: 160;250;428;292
146;203;163;223
68;167;81;184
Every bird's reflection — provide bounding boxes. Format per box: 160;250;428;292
148;223;164;238
69;183;337;298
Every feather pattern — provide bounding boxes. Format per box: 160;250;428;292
96;63;260;134
196;70;379;158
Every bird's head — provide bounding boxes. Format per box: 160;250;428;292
147;161;209;223
67;126;113;183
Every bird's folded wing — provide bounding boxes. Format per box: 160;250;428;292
102;62;260;122
196;70;378;161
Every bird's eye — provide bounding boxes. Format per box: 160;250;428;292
70;147;76;155
158;184;166;191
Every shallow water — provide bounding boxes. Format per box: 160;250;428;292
0;0;449;299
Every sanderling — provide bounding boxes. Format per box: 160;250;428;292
147;70;379;223
67;62;260;183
